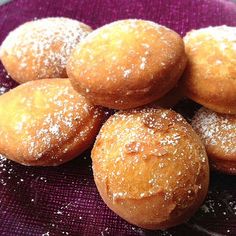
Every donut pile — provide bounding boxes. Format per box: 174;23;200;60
0;17;235;230
183;26;236;175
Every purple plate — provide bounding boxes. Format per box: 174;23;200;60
0;0;236;235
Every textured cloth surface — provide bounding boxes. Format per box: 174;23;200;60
0;0;236;235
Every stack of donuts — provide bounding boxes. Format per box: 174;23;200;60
182;26;236;175
0;17;235;230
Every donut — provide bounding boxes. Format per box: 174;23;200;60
192;107;236;175
0;79;105;166
182;26;236;114
92;108;209;229
67;19;187;109
0;17;92;83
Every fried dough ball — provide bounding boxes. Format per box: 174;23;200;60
0;17;92;83
67;19;187;109
192;107;236;175
183;26;236;114
0;79;104;166
92;108;209;229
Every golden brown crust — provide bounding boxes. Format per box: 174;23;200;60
192;107;236;175
0;17;92;83
182;26;236;114
0;79;105;166
92;107;209;229
67;19;187;109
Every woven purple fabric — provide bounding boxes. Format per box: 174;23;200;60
0;0;236;235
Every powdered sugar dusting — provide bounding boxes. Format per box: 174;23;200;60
192;107;236;155
185;25;236;43
0;80;103;164
0;17;92;80
79;19;164;44
93;108;207;205
69;19;181;95
184;25;236;53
